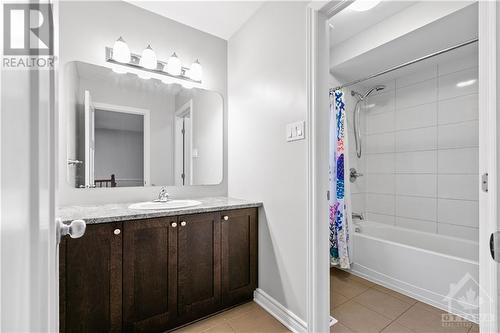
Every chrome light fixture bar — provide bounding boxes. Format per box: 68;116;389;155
105;47;202;84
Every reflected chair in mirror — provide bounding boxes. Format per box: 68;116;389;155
94;174;117;188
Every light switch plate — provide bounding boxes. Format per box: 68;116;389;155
286;121;305;142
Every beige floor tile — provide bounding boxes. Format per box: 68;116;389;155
353;288;413;320
331;292;349;310
227;307;290;333
331;267;351;279
381;322;416;333
371;284;418;305
332;301;392;333
414;302;448;316
330;322;356;333
173;316;225;333
331;275;371;299
220;302;259;321
468;324;479;333
396;303;471;333
347;274;376;288
203;322;236;333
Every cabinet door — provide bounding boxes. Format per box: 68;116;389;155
177;212;222;320
123;217;177;333
221;208;258;306
59;223;122;333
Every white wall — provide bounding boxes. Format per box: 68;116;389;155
228;1;308;321
361;52;479;241
58;1;227;206
94;127;144;187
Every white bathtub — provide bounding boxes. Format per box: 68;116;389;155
351;221;479;323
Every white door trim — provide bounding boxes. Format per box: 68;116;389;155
175;99;194;185
478;2;498;332
305;2;346;332
92;102;151;186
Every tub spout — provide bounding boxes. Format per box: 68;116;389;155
352;212;364;221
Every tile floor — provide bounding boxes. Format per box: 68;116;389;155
172;268;480;333
172;301;289;333
330;268;479;333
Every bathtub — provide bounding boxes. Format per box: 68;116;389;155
350;221;479;323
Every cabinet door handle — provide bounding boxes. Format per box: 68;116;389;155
222;216;229;221
171;222;177;228
180;221;187;227
114;229;121;235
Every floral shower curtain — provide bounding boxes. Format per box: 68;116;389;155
329;89;351;269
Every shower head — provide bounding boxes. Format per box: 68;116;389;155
364;85;386;98
351;85;386;101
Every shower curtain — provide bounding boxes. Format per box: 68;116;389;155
329;89;351;269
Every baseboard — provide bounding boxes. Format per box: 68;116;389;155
350;263;479;324
253;288;308;333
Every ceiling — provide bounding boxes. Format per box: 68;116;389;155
126;1;264;40
329;1;417;47
330;2;478;84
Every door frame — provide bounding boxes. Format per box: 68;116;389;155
305;1;498;332
92;102;151;186
478;2;498;332
174;100;193;186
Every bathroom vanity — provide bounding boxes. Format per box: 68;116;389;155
58;198;261;333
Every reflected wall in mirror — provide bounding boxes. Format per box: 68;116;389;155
65;61;223;188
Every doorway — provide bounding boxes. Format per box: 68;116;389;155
174;100;193;186
307;1;499;332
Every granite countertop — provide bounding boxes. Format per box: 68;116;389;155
58;197;262;224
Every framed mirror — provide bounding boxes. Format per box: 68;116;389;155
65;61;223;188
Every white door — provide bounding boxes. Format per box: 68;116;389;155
174;116;184;186
174;101;193;186
84;90;95;188
0;43;57;331
479;2;499;332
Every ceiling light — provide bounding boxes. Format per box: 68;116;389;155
349;0;381;11
188;59;202;82
165;52;182;76
456;79;477;88
139;44;157;70
112;37;131;63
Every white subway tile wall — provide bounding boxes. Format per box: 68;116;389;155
361;54;478;241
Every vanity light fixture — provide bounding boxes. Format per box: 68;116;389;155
105;39;202;84
139;44;157;70
188;59;202;82
112;37;131;63
165;53;182;76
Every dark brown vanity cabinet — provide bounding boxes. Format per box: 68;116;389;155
221;208;258;307
59;222;123;333
59;208;258;333
122;217;178;333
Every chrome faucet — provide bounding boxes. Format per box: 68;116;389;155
157;187;170;202
352;212;364;221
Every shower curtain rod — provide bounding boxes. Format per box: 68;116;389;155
331;38;478;91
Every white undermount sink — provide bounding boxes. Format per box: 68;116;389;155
128;200;202;210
